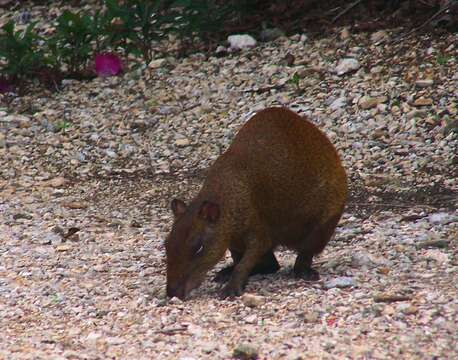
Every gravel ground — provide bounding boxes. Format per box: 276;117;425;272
1;4;458;359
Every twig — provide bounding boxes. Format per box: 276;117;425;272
394;2;453;43
332;0;365;23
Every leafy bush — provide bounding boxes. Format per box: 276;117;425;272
102;0;176;63
0;0;246;89
49;10;102;75
0;21;48;80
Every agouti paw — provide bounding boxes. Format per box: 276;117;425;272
219;283;243;299
294;268;320;281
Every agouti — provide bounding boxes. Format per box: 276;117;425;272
165;107;347;299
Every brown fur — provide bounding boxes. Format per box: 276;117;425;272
165;107;347;299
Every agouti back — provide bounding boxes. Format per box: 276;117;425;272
165;107;347;299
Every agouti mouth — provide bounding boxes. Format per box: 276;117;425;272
167;273;206;300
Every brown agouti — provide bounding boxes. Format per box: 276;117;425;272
165;107;347;299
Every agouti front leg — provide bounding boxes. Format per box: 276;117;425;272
220;236;269;298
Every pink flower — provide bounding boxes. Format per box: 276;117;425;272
95;53;123;77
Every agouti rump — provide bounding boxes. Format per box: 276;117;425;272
165;107;347;299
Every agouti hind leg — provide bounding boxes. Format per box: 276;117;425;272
294;253;319;281
214;250;280;283
294;214;342;281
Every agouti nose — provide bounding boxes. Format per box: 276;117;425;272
166;283;186;300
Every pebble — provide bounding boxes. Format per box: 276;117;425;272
415;79;434;88
359;96;387;109
175;138;190;147
233;343;259;360
228;34;257;50
370;30;388;43
330;97;347;110
373;294;412;303
241;293;264;308
324;277;356;289
413;98;433;106
334;58;360;75
428;213;457;225
149;58;166;69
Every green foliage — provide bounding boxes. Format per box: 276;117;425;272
0;21;47;80
436;53;451;66
55;120;71;131
289;72;300;90
0;0;252;88
49;10;101;74
173;0;233;41
103;0;174;62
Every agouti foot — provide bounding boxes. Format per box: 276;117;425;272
213;265;234;283
295;268;320;281
219;283;244;299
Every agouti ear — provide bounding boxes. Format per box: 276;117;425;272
198;201;220;223
171;199;187;217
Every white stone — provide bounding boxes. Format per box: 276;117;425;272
227;34;257;50
324;277;356;289
335;58;360;76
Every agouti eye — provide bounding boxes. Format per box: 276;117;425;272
195;245;204;256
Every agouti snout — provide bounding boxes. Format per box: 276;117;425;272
165;107;347;299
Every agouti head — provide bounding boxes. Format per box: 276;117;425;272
165;198;227;299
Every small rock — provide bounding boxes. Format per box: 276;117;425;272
62;201;88;209
40;232;61;246
86;332;102;343
241;293;264;308
442;119;458;136
105;149;117;158
244;314;257;324
228;34;257;50
44;177;67;188
335;58;360;76
359;96;387;110
352;251;389;268
416;239;450;249
415;79;434;88
340;28;351;40
233;343;259;360
397;303;418;315
413;98;433;107
13;213;33;220
148;58;166;69
373;293;412;303
330;97;347;110
106;337;125;345
303;311;320;323
428;212;457;225
370;30;388;43
324;276;356;289
56;244;72;252
282;53;295;66
424;249;449;263
169;296;182;304
202;342;217;354
175;138;190;147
